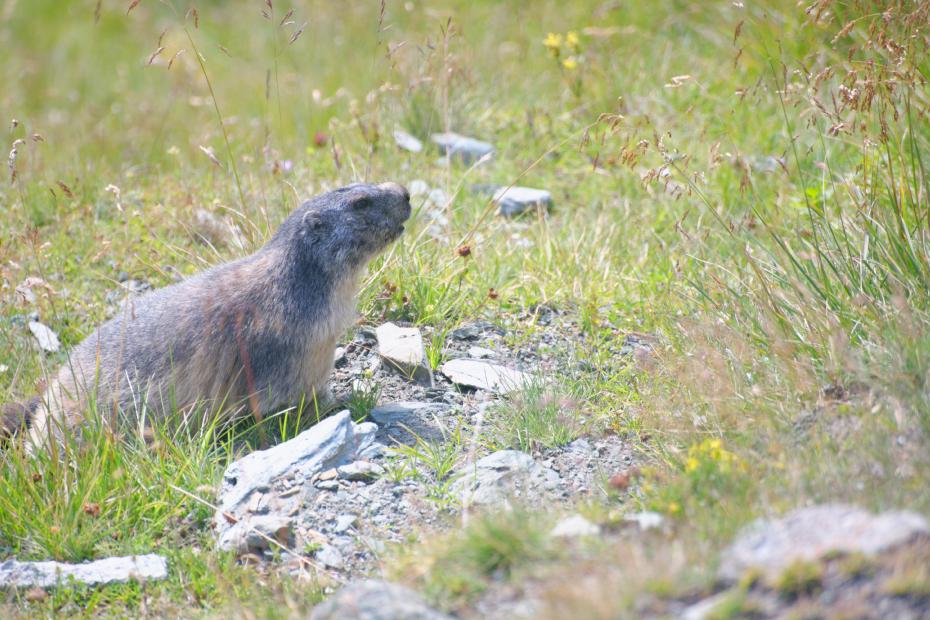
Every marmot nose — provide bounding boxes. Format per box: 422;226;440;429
378;181;410;203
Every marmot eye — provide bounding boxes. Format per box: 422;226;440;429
352;197;372;210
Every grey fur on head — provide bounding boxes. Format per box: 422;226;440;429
21;182;411;449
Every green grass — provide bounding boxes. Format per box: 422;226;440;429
384;420;465;509
2;0;930;616
485;379;585;452
389;507;554;610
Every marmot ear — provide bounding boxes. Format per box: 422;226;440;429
350;195;372;210
302;210;323;230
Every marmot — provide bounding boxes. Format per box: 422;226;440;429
7;182;411;448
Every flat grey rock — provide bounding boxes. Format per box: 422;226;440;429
315;544;345;570
310;579;451;620
28;320;60;353
467;346;496;359
430;132;494;165
393;129;423;153
376;323;434;386
551;515;600;538
369;401;446;425
237;515;295;554
719;504;930;582
492;186;552;217
337;460;385;481
0;554;168;588
215;410;377;552
450;321;503;341
334;514;357;533
454;450;561;507
440;358;531;394
625;511;666;531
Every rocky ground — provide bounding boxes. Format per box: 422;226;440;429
212;313;930;619
240;312;638;578
8;305;929;619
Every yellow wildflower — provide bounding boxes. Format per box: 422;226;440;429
562;57;578;70
566;31;580;50
667;501;681;515
543;32;562;51
685;456;700;472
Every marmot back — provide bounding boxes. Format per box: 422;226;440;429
21;182;411;448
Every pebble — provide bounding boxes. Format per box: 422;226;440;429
0;554;168;588
369;401;446;425
719;504;929;582
309;579;452;620
551;515;601;538
467;346;496;359
393;129;423;153
430;132;494;165
492;186;553;217
337;461;385;481
375;322;433;386
440;358;531;394
28;320;60;353
334;515;357;533
315;544;345;570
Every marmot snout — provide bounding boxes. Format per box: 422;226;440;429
15;182;411;449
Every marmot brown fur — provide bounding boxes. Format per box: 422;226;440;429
9;182;410;448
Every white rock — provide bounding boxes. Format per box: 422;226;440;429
28;320;60;353
334;514;357;533
430;132;494;165
492;186;552;217
315;544;345;569
440;358;531;394
551;515;600;538
393;129;423;153
310;579;452;620
376;323;433;386
0;554;167;588
215;411;377;551
719;504;930;582
238;515;295;554
369;401;445;425
337;460;385;481
454;450;561;507
467;346;496;359
624;511;666;531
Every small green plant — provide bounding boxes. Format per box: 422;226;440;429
345;376;381;423
385;421;465;508
835;552;876;580
703;588;764;620
774;560;824;600
424;329;448;371
486;380;583;452
391;508;553;608
882;566;930;599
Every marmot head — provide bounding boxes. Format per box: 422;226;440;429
275;182;412;275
